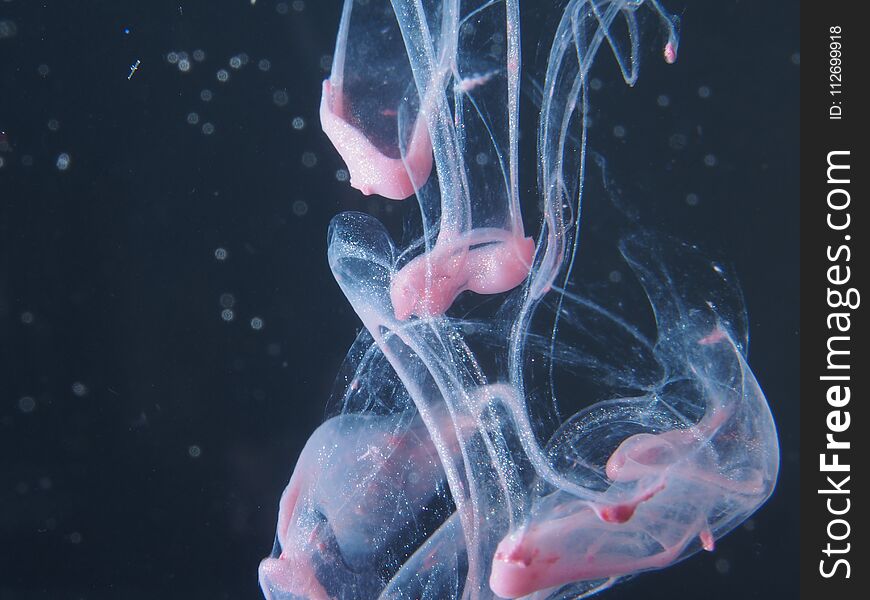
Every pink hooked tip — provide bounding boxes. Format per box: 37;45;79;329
319;78;434;200
664;41;677;64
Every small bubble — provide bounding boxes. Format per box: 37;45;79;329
0;156;5;169
475;152;489;166
714;558;730;574
335;168;349;182
790;52;800;66
37;64;50;77
703;153;718;167
229;55;242;70
69;532;82;544
612;125;626;139
291;0;305;11
47;118;60;131
668;133;687;151
200;89;213;102
21;311;35;324
301;151;317;168
71;382;88;397
608;270;622;283
250;317;264;330
272;90;289;107
258;58;272;72
201;122;215;135
589;77;602;91
55;153;71;171
167;51;179;64
656;94;670;108
267;343;281;357
214;247;228;261
276;2;289;15
221;308;235;322
177;58;191;73
292;200;309;216
219;293;236;308
686;192;700;206
188;445;202;458
216;69;229;83
18;396;36;413
291;116;305;130
186;112;200;125
193;49;206;62
38;476;52;490
0;19;18;39
697;85;712;99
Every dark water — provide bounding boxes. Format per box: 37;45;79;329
0;1;798;598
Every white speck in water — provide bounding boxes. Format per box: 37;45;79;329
292;200;309;216
301;152;317;168
273;90;289;107
219;293;236;308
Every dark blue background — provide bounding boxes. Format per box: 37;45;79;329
0;1;798;598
